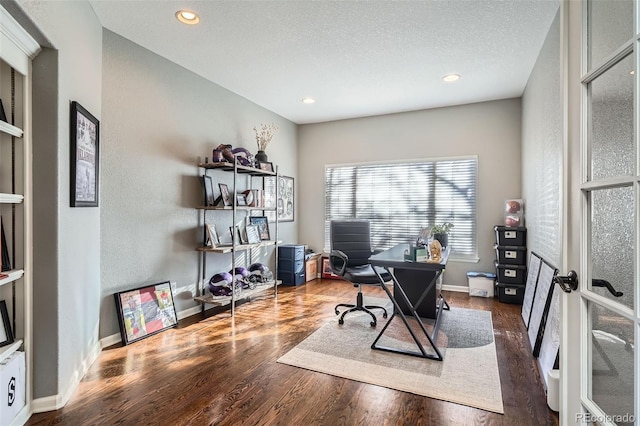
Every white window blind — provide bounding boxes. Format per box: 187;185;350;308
324;157;478;260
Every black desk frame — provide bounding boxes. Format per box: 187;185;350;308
370;245;450;361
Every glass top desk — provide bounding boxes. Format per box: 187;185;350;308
369;243;450;360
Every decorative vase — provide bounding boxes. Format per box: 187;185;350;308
255;150;268;162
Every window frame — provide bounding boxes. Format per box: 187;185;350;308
324;155;479;262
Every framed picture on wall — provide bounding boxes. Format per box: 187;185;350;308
277;175;294;222
70;101;100;207
114;281;178;346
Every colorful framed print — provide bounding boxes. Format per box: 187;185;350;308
114;281;178;346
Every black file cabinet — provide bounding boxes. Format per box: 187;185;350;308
278;244;305;286
494;226;527;304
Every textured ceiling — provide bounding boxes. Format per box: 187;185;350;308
88;0;560;124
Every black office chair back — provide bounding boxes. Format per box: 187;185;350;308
331;220;373;267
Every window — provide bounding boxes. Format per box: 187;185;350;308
325;157;478;261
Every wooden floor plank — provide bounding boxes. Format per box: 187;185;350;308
27;280;558;425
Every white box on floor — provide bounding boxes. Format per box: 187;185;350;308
467;272;496;298
0;351;26;425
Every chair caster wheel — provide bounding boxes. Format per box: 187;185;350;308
370;321;376;327
338;319;344;325
335;309;340;315
383;313;388;319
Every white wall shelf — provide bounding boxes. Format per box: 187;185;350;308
0;120;23;138
0;193;24;204
0;269;24;288
0;339;23;363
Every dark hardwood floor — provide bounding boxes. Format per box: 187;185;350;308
27;279;558;425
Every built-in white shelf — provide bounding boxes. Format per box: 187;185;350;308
0;339;23;363
0;269;24;288
0;193;24;204
0;120;23;138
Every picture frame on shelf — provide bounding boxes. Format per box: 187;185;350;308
113;281;178;346
249;216;270;240
229;226;242;245
70;101;100;207
0;98;6;122
236;194;247;206
245;224;261;244
218;183;231;206
0;300;14;348
277;175;295;222
239;226;249;244
1;219;11;272
201;175;215;206
257;161;274;172
206;223;220;248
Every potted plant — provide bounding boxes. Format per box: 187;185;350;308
431;222;454;248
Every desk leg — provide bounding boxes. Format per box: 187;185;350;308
371;268;444;361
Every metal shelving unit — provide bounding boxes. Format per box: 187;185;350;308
194;161;280;316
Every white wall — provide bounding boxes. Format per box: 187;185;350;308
297;99;522;288
99;30;298;338
522;10;562;268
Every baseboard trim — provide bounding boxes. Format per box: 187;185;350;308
31;339;102;413
178;305;203;321
33;304;204;414
442;284;469;293
100;333;121;349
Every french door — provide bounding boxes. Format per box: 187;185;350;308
562;0;638;424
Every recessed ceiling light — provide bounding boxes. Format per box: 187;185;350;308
442;74;461;82
631;70;635;75
302;97;316;104
175;10;200;25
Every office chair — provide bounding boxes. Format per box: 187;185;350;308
329;220;390;327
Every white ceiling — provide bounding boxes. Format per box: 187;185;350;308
88;0;560;124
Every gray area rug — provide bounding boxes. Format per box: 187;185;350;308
277;298;504;414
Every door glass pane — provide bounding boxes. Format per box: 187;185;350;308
590;187;634;309
589;302;635;425
589;54;634;181
588;0;633;68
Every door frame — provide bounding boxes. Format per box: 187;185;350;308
560;0;583;422
561;0;639;423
